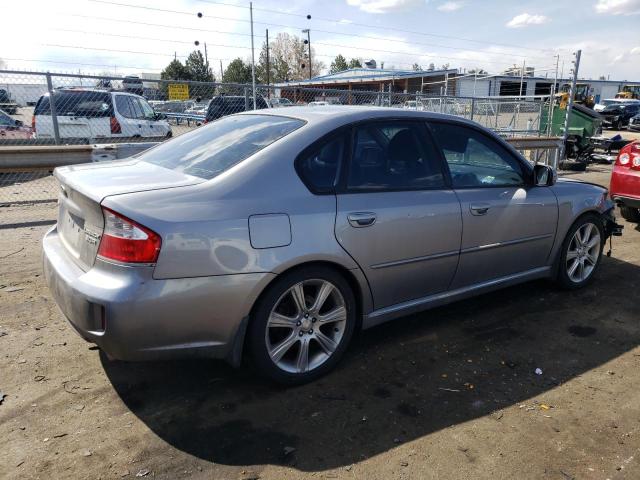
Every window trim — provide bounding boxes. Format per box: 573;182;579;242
339;119;450;194
426;119;534;189
294;126;351;195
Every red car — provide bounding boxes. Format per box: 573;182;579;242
610;140;640;222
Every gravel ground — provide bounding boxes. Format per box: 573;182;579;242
1;166;640;480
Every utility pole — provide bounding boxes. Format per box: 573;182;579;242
249;2;257;109
266;29;270;90
302;29;312;80
560;50;581;161
547;54;560;138
204;43;209;70
220;60;223;81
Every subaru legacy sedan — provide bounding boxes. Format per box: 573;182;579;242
44;106;620;384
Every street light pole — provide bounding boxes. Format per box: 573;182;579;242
302;29;312;80
249;1;257;109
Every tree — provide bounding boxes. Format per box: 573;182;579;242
412;63;422;71
441;63;450;70
222;58;252;84
348;58;362;69
427;63;435;71
330;54;349;74
161;59;192;81
185;50;214;82
468;68;487;75
185;50;216;98
269;33;324;81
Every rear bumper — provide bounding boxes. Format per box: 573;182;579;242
612;195;640;209
43;225;274;362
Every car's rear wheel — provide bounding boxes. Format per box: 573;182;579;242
620;205;640;223
247;266;356;385
556;214;605;289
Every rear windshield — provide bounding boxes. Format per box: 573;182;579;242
35;91;113;117
138;114;305;180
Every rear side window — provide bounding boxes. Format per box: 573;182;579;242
297;135;345;193
34;91;113;117
348;121;445;191
115;95;133;118
138;115;304;180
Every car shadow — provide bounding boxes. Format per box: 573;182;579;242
101;255;640;472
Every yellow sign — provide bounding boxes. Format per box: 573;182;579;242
168;84;190;100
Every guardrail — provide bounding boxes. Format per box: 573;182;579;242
0;137;563;228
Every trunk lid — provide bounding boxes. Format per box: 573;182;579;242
54;159;205;271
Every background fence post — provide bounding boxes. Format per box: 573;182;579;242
470;98;475;121
45;73;61;145
244;87;250;111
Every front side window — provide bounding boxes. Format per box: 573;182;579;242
138;114;304;180
429;122;525;188
297;135;345;192
138;98;156;120
348;121;445;191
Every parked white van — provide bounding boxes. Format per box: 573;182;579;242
33;88;172;141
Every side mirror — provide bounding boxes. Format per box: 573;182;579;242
155;112;167;120
15;120;23;127
534;164;557;186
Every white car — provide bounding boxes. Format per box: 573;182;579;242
33;88;172;141
403;100;425;110
594;98;640;113
308;101;330;106
269;97;293;108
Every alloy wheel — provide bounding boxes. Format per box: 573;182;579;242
566;222;601;283
265;279;347;374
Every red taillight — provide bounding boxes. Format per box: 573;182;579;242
97;208;161;263
616;141;640;170
110;116;121;134
31;115;36;130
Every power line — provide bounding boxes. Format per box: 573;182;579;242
48;27;554;68
86;0;557;63
193;0;563;54
1;57;163;72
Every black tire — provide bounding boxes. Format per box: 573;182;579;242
247;266;357;385
620;205;640;223
556;213;605;290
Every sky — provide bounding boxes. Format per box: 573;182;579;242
1;0;639;81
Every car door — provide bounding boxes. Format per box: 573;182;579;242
334;120;462;310
428;120;558;289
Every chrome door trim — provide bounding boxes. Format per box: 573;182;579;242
460;233;554;255
370;249;459;269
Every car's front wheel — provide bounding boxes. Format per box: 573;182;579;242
247;266;356;385
556;214;605;289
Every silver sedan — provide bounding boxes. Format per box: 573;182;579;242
43;106;620;384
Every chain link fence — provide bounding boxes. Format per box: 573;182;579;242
1;69;554;228
1;69;550;147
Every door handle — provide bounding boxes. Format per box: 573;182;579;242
348;212;377;228
470;204;490;216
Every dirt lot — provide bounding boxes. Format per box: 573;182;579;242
1;166;640;480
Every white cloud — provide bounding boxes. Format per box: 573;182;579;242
506;13;550;28
437;1;463;12
594;0;640;15
346;0;424;14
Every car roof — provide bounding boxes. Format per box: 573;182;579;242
237;105;468;127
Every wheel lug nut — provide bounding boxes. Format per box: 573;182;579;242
309;329;313;334
296;321;301;326
304;313;309;318
312;318;316;323
299;331;304;336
